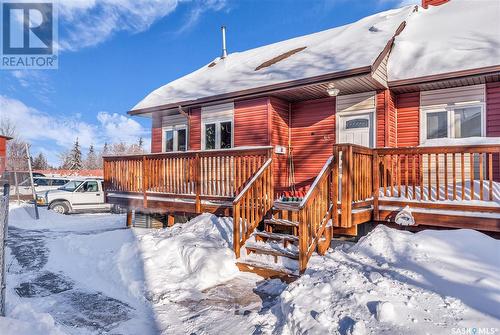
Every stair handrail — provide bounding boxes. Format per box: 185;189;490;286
233;158;274;258
297;156;336;273
298;156;333;209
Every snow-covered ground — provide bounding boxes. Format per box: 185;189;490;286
1;204;499;334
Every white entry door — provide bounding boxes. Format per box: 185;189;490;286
338;113;373;147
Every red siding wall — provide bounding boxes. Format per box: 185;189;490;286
189;107;202;150
422;0;449;8
290;97;336;192
396;92;420;147
151;114;162;153
0;137;7;174
376;90;397;147
486;82;500;180
234;98;270;147
269;97;290;195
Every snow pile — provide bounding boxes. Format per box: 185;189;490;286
137;213;239;300
274;225;500;334
0;303;66;335
132;6;414;110
388;0;500;81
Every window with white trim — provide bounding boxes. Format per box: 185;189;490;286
202;120;232;150
422;105;484;141
163;125;187;152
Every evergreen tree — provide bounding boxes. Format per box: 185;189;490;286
67;138;83;170
32;152;49;170
138;137;144;150
85;144;98;169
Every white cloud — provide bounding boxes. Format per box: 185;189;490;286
0;95;149;165
57;0;227;51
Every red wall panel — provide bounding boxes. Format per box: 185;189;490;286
151;114;162;153
376;90;397;148
189;107;201;150
486;82;500;181
290;97;336;192
0;137;6;174
396;92;420;147
269;97;290;195
234;98;270;147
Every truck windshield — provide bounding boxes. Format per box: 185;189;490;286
59;180;83;191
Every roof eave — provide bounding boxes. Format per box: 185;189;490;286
388;65;500;88
128;65;373;116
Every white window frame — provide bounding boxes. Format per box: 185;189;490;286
420;103;485;143
202;118;233;150
162;124;188;152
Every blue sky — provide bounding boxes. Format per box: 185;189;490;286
0;0;413;166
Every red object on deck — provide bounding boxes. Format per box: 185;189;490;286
0;135;12;175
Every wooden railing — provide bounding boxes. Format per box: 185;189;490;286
297;156;334;272
333;144;375;228
103;147;272;210
373;144;500;218
233;158;274;257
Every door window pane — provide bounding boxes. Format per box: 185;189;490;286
205;123;216;149
346;118;369;129
164;130;174;152
177;128;187;151
220;121;232;149
426;111;448;139
454;107;482;138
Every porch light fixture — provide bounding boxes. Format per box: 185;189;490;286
326;84;340;97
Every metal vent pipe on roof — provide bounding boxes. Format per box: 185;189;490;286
221;26;228;59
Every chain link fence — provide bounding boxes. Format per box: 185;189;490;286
0;184;9;316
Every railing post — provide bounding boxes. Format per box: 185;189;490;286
298;209;308;274
195;153;201;213
142;156;148;208
233;203;241;258
340;145;353;228
126;210;133;228
372;151;380;221
332;146;339;227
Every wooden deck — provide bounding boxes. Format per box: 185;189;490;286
103;143;500;273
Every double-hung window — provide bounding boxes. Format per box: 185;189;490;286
203;120;232;150
163;125;187;152
422;105;484;141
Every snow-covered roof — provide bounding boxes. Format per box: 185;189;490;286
131;6;415;112
388;0;500;82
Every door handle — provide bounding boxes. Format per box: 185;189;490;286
96;193;101;196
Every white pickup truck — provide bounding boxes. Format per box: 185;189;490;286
36;178;113;214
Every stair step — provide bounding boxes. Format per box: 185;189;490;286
264;218;299;227
254;231;298;244
236;260;299;282
245;242;299;260
273;201;300;211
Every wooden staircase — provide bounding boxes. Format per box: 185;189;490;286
236;204;302;281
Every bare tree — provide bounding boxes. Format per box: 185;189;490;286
0;116;29;171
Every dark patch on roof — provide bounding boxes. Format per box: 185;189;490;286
208;61;217;68
255;46;307;71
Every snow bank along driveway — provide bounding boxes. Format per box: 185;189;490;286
1;205;499;334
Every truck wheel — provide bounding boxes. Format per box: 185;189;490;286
50;201;70;215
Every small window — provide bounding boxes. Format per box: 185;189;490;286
454;107;482;138
426;111;448;139
164;130;174;152
346;119;369;129
220;121;232;149
177;128;187;151
35;178;49;186
163;126;187;152
205;123;216;150
79;181;99;193
52;179;68;186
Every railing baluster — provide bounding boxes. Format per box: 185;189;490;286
489;153;493;201
479;152;484;201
